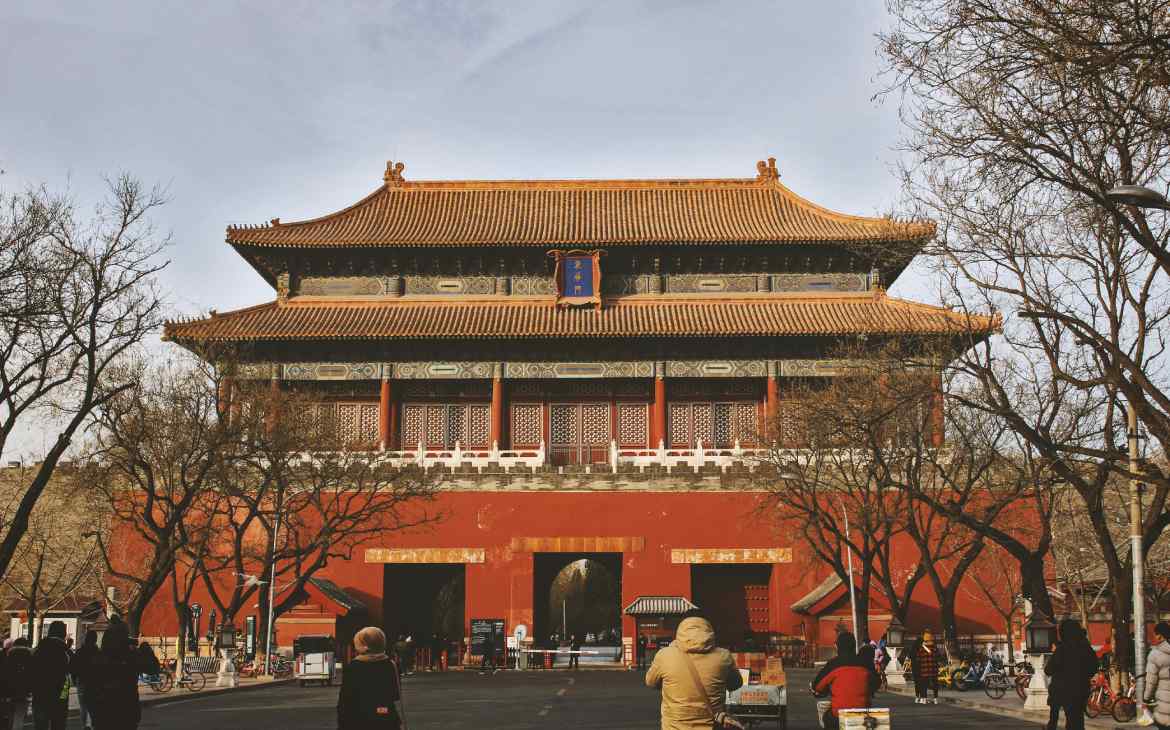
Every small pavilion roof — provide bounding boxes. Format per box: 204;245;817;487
163;291;999;344
225;159;934;250
624;596;699;616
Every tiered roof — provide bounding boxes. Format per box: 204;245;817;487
226;159;933;250
164;291;997;343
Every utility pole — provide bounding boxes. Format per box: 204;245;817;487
264;508;281;676
840;501;859;639
1129;402;1146;705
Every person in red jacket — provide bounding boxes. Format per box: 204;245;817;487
813;632;878;730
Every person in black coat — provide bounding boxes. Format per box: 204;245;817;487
71;631;100;730
4;637;35;730
83;621;143;730
338;627;405;730
1044;618;1097;730
31;621;72;730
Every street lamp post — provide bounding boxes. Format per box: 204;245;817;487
885;617;907;687
1023;609;1057;711
1105;184;1165;702
215;622;239;688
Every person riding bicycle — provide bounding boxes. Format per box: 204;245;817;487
813;632;878;730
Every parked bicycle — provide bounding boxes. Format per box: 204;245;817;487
138;672;172;693
1013;660;1035;701
1108;674;1141;723
168;665;207;692
1085;671;1120;718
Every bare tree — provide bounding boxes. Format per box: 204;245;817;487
194;380;439;652
82;355;233;635
880;0;1170;671
0;472;104;641
963;543;1024;664
0;176;167;582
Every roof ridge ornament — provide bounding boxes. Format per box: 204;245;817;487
384;160;406;186
755;156;779;183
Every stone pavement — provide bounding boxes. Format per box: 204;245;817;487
883;679;1134;729
16;666;1127;730
13;674;293;727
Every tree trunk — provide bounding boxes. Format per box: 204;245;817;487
855;563;872;644
1111;572;1134;679
1020;554;1054;618
939;586;961;658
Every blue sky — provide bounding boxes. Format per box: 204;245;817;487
1;0;927;459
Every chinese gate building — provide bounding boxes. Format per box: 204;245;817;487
161;158;998;661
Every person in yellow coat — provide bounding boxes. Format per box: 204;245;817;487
645;616;743;730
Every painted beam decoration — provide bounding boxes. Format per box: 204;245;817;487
549;249;604;309
509;536;645;553
670;548;793;564
364;548;486;564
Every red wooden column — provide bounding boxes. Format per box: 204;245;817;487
266;375;280;433
651;361;667;448
217;375;233;422
379;376;392;450
490;364;504;449
765;361;779;440
930;370;945;447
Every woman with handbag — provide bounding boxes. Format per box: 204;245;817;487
337;627;406;730
645;615;744;729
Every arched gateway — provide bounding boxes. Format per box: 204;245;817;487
160;158;997;664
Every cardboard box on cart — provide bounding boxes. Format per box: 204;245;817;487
762;655;786;686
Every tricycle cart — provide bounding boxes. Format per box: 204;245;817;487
726;683;787;729
293;634;336;686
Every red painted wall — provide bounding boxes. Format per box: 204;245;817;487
127;489;1013;648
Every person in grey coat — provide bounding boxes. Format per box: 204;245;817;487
1144;622;1170;729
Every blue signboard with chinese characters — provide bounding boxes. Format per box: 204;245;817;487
549;249;604;309
562;255;595;298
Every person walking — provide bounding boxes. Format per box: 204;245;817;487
3;638;33;730
81;620;143;730
645;615;743;730
813;632;880;730
638;634;649;671
428;632;441;671
911;631;939;704
337;627;406;730
70;631;100;730
1144;622;1170;729
31;621;72;730
569;634;581;670
1044;618;1097;730
479;629;497;674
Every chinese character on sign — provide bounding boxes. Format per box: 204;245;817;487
549;250;604;309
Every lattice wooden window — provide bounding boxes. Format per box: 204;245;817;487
671;401;760;448
550;404;578;446
549;403;610;465
510;403;543;447
402;404;425;448
581;403;610;445
302;402;378;447
777;400;805;447
402;402;491;448
692;403;713;446
669;403;690;446
617;403;649;448
467;404;491;447
426;405;446;446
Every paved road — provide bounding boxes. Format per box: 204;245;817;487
92;668;1051;729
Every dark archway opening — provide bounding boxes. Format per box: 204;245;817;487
691;564;772;652
533;553;622;649
382;564;465;647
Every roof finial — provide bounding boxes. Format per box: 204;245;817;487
384;160;406;185
756;157;779;182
